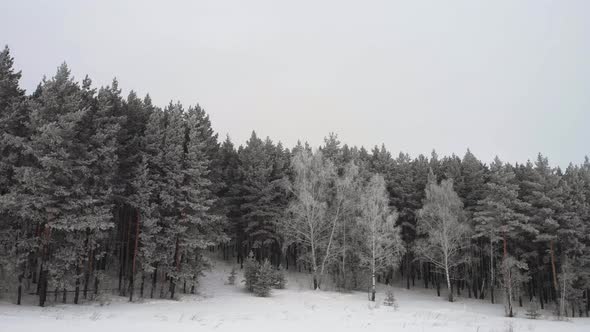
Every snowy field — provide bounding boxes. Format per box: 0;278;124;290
1;260;589;332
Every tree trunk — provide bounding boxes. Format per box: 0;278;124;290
550;240;559;303
140;275;145;298
17;274;23;305
151;268;157;299
129;211;140;302
446;271;453;302
490;236;495;304
74;265;80;304
371;272;376;302
94;275;99;296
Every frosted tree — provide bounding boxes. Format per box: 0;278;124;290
177;105;227;293
415;172;469;302
283;149;335;289
0;46;30;305
499;256;529;317
283;149;359;289
358;174;405;301
335;161;363;289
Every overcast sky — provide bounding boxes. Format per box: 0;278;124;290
2;0;589;167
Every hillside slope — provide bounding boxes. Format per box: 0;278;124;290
1;259;589;332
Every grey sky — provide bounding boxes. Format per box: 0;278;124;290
2;0;589;167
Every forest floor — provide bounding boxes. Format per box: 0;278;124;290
1;258;589;332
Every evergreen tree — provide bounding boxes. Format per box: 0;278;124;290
133;107;167;299
474;157;533;305
237;132;287;262
17;64;101;306
0;45;30;305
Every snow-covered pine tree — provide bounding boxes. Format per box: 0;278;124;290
157;102;187;299
134;107;167;299
214;136;242;263
237;132;286;262
85;79;124;302
474;157;534;307
18;63;98;306
0;46;31;305
123;92;155;301
555;165;589;316
177;105;227;293
517;155;563;306
252;259;274;297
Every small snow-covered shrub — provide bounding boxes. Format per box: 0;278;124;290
242;253;284;297
526;297;541;319
383;287;399;310
227;267;237;285
243;252;258;292
253;259;274;297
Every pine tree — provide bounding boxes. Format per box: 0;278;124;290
518;155;563;304
253;259;274;297
237;132;286;262
134;107;167;299
0;45;30;305
158;102;187;298
177;105;227;293
474;157;534;306
215;136;242;263
17;63;99;306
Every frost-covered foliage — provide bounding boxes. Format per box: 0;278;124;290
227;267;237;285
252;260;274;297
242;252;285;297
358;174;404;301
0;47;226;306
1;46;590;314
526;297;541;319
383;287;398;310
415;172;469;302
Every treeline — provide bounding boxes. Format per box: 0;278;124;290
0;47;226;306
1;47;589;317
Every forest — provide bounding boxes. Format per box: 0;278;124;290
0;46;589;318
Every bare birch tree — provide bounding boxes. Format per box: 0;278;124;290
415;173;469;302
282;149;358;289
358;174;405;301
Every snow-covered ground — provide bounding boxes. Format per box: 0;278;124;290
1;260;589;332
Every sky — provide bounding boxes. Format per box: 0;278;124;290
1;0;589;167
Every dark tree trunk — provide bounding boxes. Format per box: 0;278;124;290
94;276;99;296
17;274;23;305
129;210;140;302
151;268;157;299
74;265;80;304
140;275;145;298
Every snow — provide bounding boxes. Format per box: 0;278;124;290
1;259;589;332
